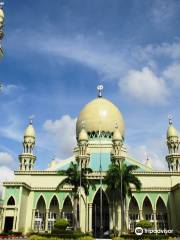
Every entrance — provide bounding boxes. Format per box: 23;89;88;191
92;189;109;238
4;217;14;233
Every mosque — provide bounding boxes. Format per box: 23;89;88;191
0;86;180;236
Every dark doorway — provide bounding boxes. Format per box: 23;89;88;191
4;217;14;233
92;189;109;238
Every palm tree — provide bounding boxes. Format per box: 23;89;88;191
104;161;142;235
58;161;96;230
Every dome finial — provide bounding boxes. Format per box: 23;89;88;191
29;115;35;125
97;85;104;98
168;114;173;125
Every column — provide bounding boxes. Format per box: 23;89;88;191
12;208;17;231
125;209;129;230
31;209;36;231
88;203;93;233
153;209;157;230
139;209;143;220
45;209;49;232
109;203;113;230
59;208;62;219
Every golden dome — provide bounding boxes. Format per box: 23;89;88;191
24;122;36;138
76;97;125;138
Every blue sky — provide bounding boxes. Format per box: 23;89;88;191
1;0;180;184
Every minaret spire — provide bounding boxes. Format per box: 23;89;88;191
166;116;180;172
97;85;104;98
19;119;36;171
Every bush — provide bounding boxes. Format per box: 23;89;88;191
28;235;45;240
53;218;69;230
136;220;154;229
112;237;124;240
79;237;94;240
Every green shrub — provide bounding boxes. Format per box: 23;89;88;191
54;218;69;230
136;220;154;229
112;237;124;240
79;237;94;240
28;235;45;240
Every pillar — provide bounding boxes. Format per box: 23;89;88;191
153;210;157;230
109;203;113;230
88;203;93;232
139;209;143;220
31;209;36;230
12;208;17;231
125;209;129;230
45;209;49;232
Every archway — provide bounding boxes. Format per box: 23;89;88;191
34;196;46;231
142;197;153;222
7;196;15;205
62;196;73;226
48;196;59;231
156;197;168;229
128;196;139;232
92;189;109;238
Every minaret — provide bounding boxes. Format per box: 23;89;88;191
111;123;124;165
19;118;36;171
166;117;180;172
0;2;4;58
76;122;90;168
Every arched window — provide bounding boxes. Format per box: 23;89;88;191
62;196;73;226
128;196;139;231
142;196;153;221
34;196;46;231
156;197;168;229
7;196;15;205
48;196;59;231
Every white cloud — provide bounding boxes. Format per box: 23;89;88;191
0;166;14;195
0;152;14;166
163;63;180;87
42;115;77;158
120;67;169;104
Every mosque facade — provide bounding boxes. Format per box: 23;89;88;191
0;88;180;236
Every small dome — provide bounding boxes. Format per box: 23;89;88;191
24;122;36;138
79;128;88;141
113;127;122;141
167;123;179;138
76;97;125;138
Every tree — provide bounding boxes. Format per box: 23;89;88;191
58;162;96;230
104;161;142;235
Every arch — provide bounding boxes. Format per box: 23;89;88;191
48;194;60;209
48;195;60;231
142;196;153;222
92;188;109;238
91;186;109;204
156;197;168;229
35;194;47;209
34;195;46;231
7;196;15;206
62;196;73;226
128;196;140;231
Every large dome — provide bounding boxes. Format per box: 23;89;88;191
76;97;125;138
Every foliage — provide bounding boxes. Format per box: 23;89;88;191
110;228;119;238
53;218;69;230
136;220;154;229
105;162;142;234
105;162;142;200
79;237;94;240
58;162;96;229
